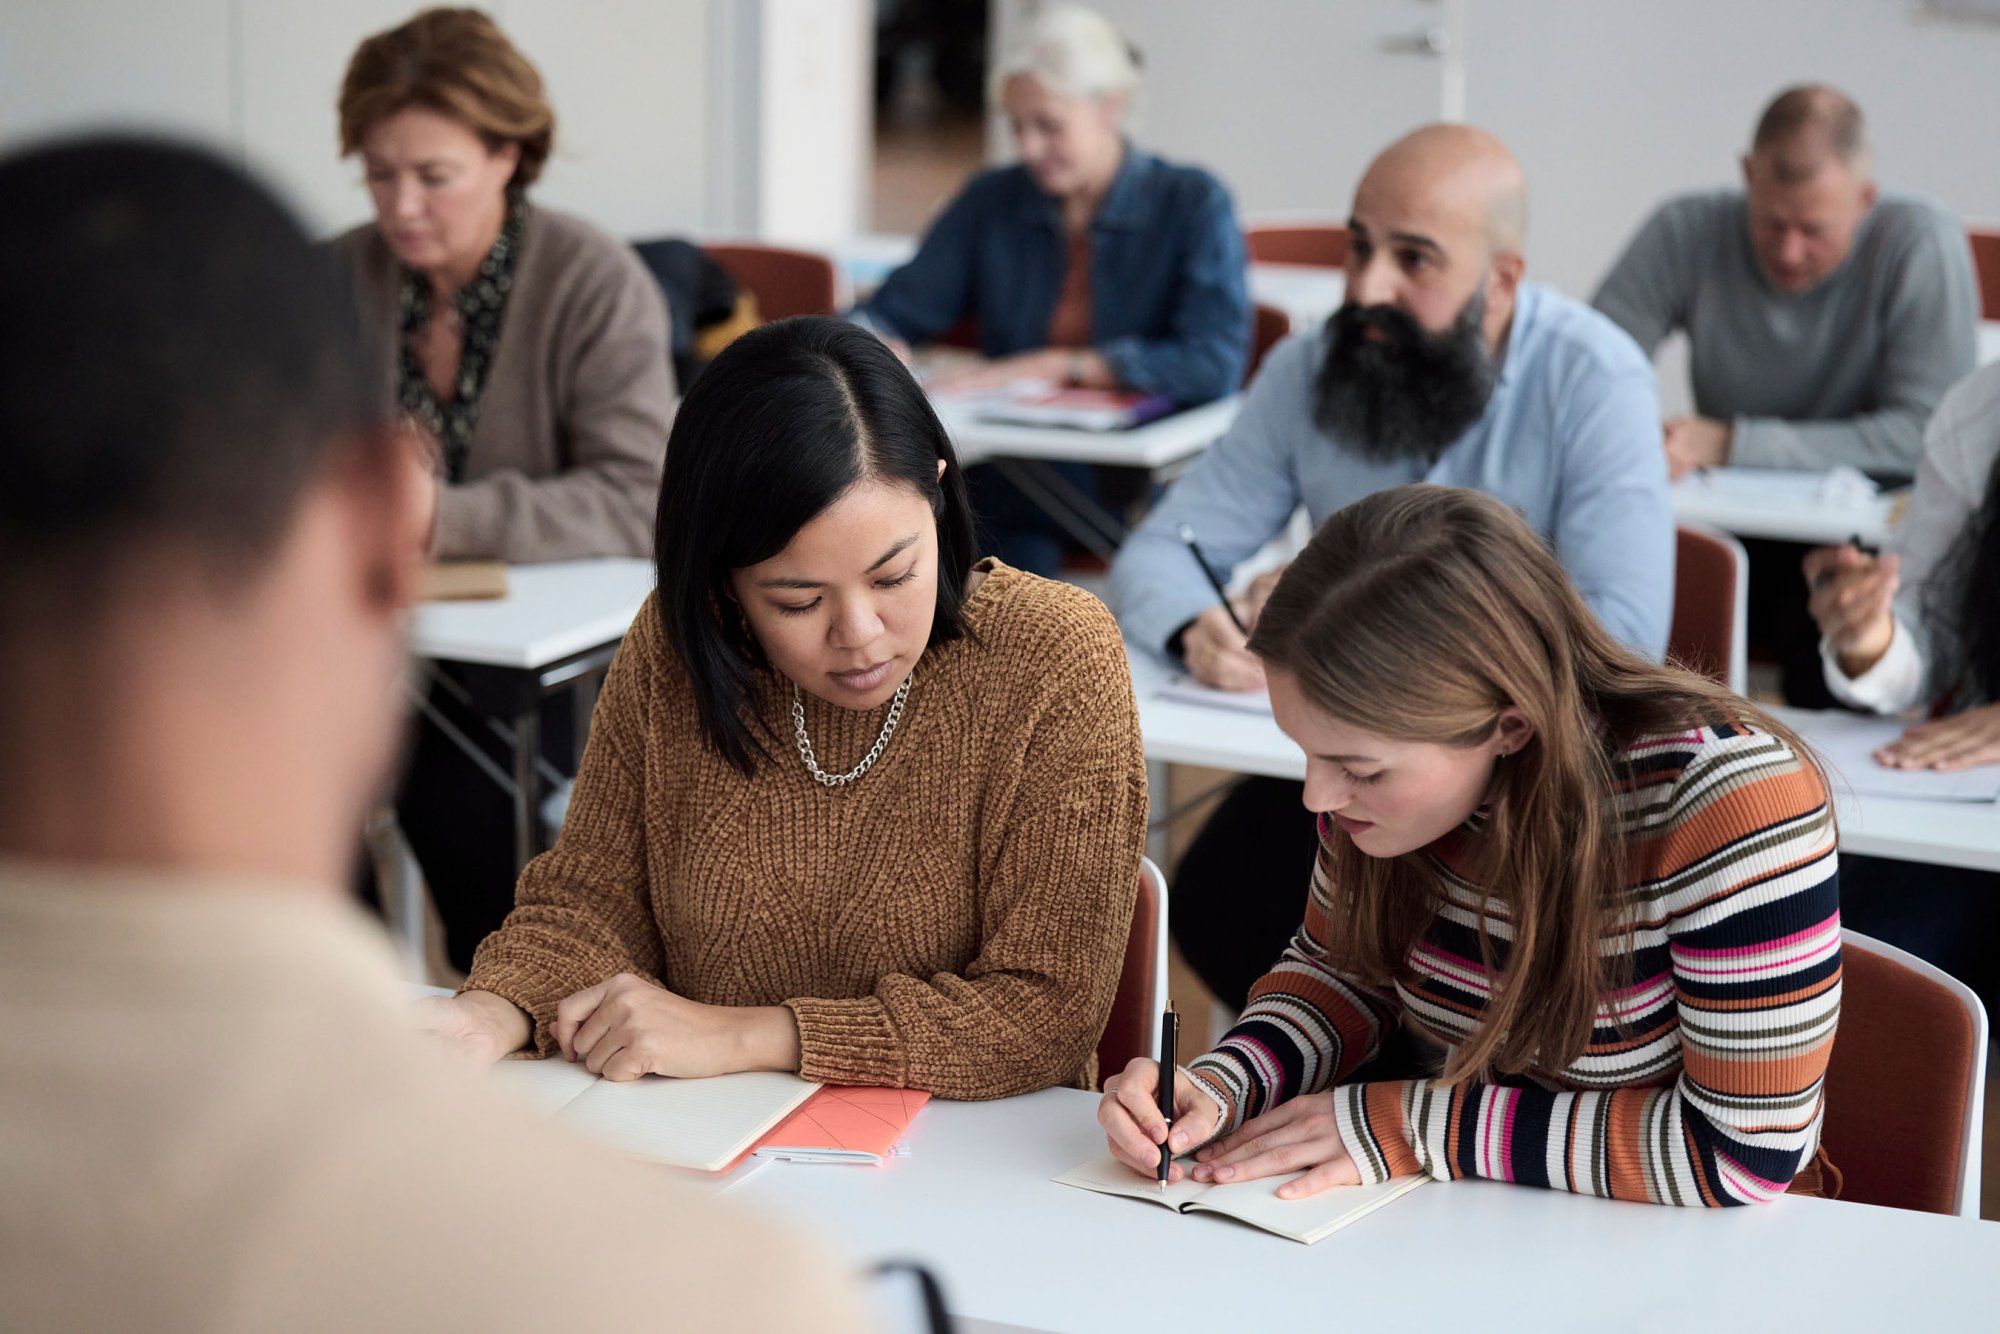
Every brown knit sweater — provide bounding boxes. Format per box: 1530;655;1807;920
465;561;1147;1100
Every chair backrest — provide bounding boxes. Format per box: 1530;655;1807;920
700;243;838;322
1096;858;1169;1081
1670;523;1748;694
1822;929;1988;1217
1968;228;2000;322
1245;223;1350;268
1246;302;1291;385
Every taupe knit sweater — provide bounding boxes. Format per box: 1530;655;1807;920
331;206;674;562
465;562;1147;1099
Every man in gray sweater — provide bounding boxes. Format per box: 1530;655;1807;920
1594;84;1976;480
1594;85;1977;706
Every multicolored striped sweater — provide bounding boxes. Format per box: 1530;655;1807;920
1187;719;1842;1207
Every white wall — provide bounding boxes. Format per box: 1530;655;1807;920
0;0;715;239
1004;1;2000;302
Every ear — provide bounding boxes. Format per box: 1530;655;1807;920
1493;708;1536;758
1738;152;1757;190
1487;249;1526;301
1857;179;1879;212
1097;89;1129;129
494;139;522;177
935;457;947;484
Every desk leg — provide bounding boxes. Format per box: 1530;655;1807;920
991;459;1128;559
1146;758;1172;871
512;705;542;872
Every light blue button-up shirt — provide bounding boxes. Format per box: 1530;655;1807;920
1111;282;1674;658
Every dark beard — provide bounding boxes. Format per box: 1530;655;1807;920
1312;291;1497;465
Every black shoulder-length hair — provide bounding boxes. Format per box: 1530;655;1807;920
653;316;977;776
1928;446;2000;707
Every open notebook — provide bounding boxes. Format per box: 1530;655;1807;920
1155;673;1273;716
1053;1152;1428;1244
487;1056;820;1172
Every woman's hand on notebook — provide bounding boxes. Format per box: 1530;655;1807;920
551;972;802;1081
1181;605;1266;692
414;990;531;1067
1097;1058;1221;1184
1189;1092;1359;1199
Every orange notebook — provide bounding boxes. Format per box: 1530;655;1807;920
750;1087;931;1165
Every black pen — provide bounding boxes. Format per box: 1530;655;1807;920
1157;1008;1178;1193
1176;525;1249;637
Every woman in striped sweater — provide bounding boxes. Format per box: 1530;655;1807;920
1101;484;1843;1206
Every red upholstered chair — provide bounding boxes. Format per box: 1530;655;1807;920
1967;228;2000;321
700;243;838;321
1096;858;1169;1081
1669;524;1748;693
1246;302;1292;385
1820;930;1988;1217
1245;223;1350;268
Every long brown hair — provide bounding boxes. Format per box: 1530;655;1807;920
1248;485;1825;1081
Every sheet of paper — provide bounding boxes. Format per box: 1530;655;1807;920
1155;674;1273;716
486;1055;601;1117
1677;465;1878;506
553;1070;820;1172
1051;1152;1211;1210
1800;711;2000;803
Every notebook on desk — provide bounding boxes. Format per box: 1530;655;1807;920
487;1057;820;1171
1053;1152;1428;1244
1155;673;1272;715
969;385;1177;431
421;559;509;601
752;1086;931;1165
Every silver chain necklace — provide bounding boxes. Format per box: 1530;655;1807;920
792;670;913;787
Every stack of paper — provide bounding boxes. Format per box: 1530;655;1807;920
1155;674;1273;716
1795;710;2000;803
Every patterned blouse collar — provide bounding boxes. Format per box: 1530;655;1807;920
397;198;527;482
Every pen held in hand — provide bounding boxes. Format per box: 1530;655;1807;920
1157;1008;1178;1192
1176;525;1250;638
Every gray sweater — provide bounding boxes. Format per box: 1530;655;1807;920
1592;189;1976;475
333;207;675;562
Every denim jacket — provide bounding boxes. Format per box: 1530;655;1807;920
855;145;1250;404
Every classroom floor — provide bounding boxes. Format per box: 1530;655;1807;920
870;112;984;235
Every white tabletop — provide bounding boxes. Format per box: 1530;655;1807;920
734;1086;1998;1332
408;558;656;670
1981;320;2000;367
1132;645;2000;873
1670;468;1899;546
937;394;1241;469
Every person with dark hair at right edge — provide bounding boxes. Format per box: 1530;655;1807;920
420;316;1149;1100
1594;85;1978;708
1804;358;2000;1016
0;136;866;1332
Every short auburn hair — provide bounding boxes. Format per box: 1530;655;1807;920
338;7;554;188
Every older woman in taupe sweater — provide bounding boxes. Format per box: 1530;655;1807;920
334;9;672;563
335;10;676;969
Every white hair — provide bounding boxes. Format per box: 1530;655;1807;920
989;5;1140;110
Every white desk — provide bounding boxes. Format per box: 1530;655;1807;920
1132;646;2000;874
409;558;656;868
735;1086;1999;1332
409;558;655;670
1669;469;1899;547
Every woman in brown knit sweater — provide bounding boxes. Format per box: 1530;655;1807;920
418;317;1148;1099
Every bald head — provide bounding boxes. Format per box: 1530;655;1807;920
1751;85;1871;185
1361;124;1528;255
